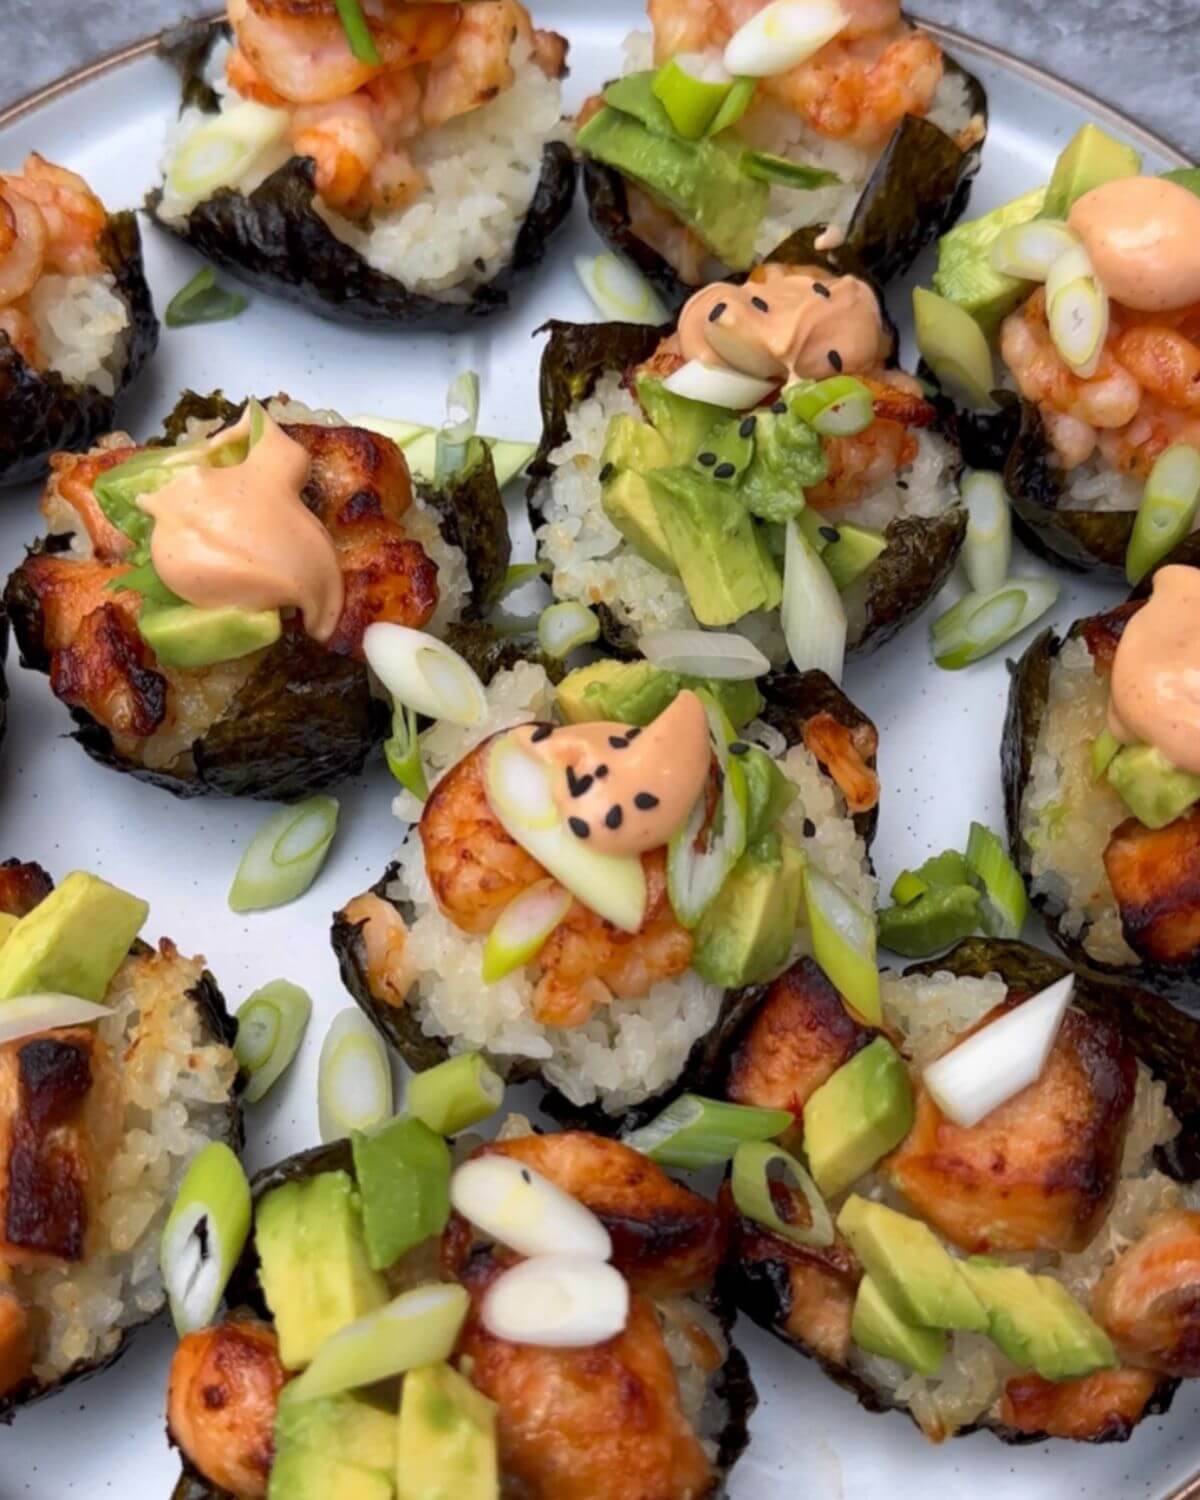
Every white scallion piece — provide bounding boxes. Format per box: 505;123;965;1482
575;253;669;325
663;359;777;411
482;879;573;983
537;601;600;659
782;517;847;682
228;796;339;914
640;629;770;680
481;1255;630;1348
317;1008;393;1143
0;993;113;1046
450;1155;612;1261
724;0;849;77
961;471;1012;594
989;219;1080;281
1046;243;1109;378
363;623;487;727
159;1142;252;1335
165;101;290;209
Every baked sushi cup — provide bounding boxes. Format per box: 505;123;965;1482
718;937;1200;1443
150;6;576;327
529;257;965;666
334;654;879;1129
4;391;511;800
0;859;239;1420
164;1122;756;1499
919;126;1200;581
577;2;986;308
0;155;158;487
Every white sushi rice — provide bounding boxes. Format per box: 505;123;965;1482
533;373;959;660
388;663;875;1112
24;273;129;395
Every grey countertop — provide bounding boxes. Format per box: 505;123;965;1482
4;0;1198;156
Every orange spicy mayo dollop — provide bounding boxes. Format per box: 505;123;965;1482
513;690;712;858
1068;177;1200;313
139;407;345;642
677;264;886;383
1109;565;1200;776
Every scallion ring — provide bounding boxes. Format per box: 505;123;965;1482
164;100;290;207
931;578;1060;670
640;628;770;681
965;821;1027;940
0;993;113;1045
787;375;874;436
317;1008;393;1143
228;795;339;913
384;700;429;802
1045;244;1109;378
234;980;312;1104
652;53;735;138
159;1141;252;1335
1126;443;1200;585
802;862;880;1023
407;1051;506;1136
165;265;248;328
435;370;481;482
961;470;1012;594
667;694;748;927
363;623;487;727
623;1094;793;1169
989;218;1079;281
481;878;573;984
575;252;669;325
724;0;850;77
537;601;600;659
782;516;846;682
731;1140;834;1247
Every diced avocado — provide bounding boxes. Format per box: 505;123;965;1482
960;1257;1117;1381
1106;743;1200;830
851;1274;947;1376
1042;124;1142;221
1091;729;1122;781
555;659;763;731
836;1196;988;1333
646;467;782;626
915;849;973;889
933;186;1046;336
877;884;982;958
692;836;804;987
0;871;148;1004
396;1362;499;1500
602;411;672;475
741;746;798;843
635;376;727;466
803;1037;914;1198
351;1116;452;1272
269;1385;395;1500
694;413;756;483
600;416;678;573
138;602;282;669
822;523;887;591
738;397;828;525
257;1171;389;1370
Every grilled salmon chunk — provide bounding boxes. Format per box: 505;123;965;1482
1093;1210;1200;1376
1104;810;1200;966
999;1367;1161;1441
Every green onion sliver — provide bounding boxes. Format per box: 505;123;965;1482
0;993;112;1046
159;1141;251;1335
741;151;840;192
640;628;770;681
165;265;248;328
731;1140;834;1248
624;1094;793;1170
706;74;757;135
537;601;600;660
1091;729;1121;782
290;1283;469;1403
782;516;847;682
965;821;1028;940
165;100;289;206
229;795;339;913
652;53;735;138
889;870;928;907
912;286;995;410
498;562;547;600
787;376;874;437
989;219;1079;281
435;370;480;482
575;252;669;325
667;695;748;927
803;863;880;1023
234;980;312;1104
363;623;487;727
407;1051;505;1136
1045;244;1109;378
333;0;381;66
384;700;429;802
1126;443;1200;585
961;470;1012;594
482;878;572;984
317;1008;393;1143
931;577;1060;670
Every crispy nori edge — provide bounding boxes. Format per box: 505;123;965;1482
0;209;158;488
169;1138;757;1499
580;50;987;311
149;20;577;329
725;938;1199;1443
4;392;514;800
331;668;878;1132
1003;620;1200;1009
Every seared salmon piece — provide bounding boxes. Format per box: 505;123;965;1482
0;1272;32;1400
1093;1210;1200;1375
999;1367;1160;1441
800;712;879;815
884;1001;1135;1253
1104;810;1200;966
456;1254;713;1500
443;1133;726;1298
0;860;53;919
1081;600;1141;676
47;445;140;562
724;958;876;1120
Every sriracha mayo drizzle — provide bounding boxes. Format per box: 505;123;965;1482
139;408;344;643
514;690;712;857
1109;565;1200;776
1069;177;1200;313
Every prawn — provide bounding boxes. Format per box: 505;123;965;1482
422;0;529;128
805;373;932;510
1093;1209;1200;1376
4;155;106;277
292;73;426;217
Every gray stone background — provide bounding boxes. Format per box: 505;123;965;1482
3;0;1198;156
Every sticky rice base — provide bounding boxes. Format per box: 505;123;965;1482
21;273;129;395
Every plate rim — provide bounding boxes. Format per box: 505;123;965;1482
0;15;1189;169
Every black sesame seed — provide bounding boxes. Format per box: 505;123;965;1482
626;727;642;741
813;282;831;299
598;462;615;484
739;415;757;438
521;1169;532;1184
595;763;609;779
698;451;718;468
609;735;629;750
751;296;769;313
568;816;590;839
772;400;787;415
708;301;728;323
566;766;594;798
730;741;750;756
605;804;624;830
474;256;487;273
819;526;841;544
828;349;843;372
634;792;660;811
896;479;909;490
714;462;737;480
803;817;817;838
530;723;554;743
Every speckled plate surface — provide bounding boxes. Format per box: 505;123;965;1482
0;11;1195;1499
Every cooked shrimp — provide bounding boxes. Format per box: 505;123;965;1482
1112;325;1200;414
423;0;529;128
806;417;917;511
293;95;383;216
167;1318;288;1500
225;45;288;107
5;155;106;276
47;446;140;561
800;711;879;814
1094;1210;1200;1375
0;185;46;307
338;892;415;1008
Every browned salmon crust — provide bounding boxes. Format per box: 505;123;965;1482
998;1367;1161;1441
0;861;53;920
1104;811;1200;966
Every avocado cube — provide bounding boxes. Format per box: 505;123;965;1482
692;838;805;988
960;1257;1117;1381
1106;743;1200;830
933;186;1046;336
836;1196;988;1333
1042;123;1142;221
351;1116;452;1271
821;523;887;592
877;884;983;959
635;376;727;466
0;871;148;1004
269;1386;395;1500
600;421;678;573
257;1171;389;1370
851;1274;947;1376
741;747;799;844
138;603;282;669
555;660;763;732
396;1362;499;1500
803;1038;915;1198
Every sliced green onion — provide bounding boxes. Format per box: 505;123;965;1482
782;516;846;682
165;100;289;204
333;0;381;66
803;862;880;1023
159;1141;251;1335
640;628;770;680
363;623;487;727
351;1115;451;1271
0;993;113;1045
787;375;874;436
537;601;600;659
482;878;573;983
663;358;776;411
878;884;981;958
965;821;1028;940
1091;728;1122;781
407;1051;505;1136
435;370;481;483
667;695;748;928
741;151;840;191
451;1157;612;1259
1126;443;1200;585
290;1283;469;1403
731;1139;834;1247
234;980;312;1104
706;75;757;135
575;251;669;325
989;219;1079;281
317;1008;393;1143
961;470;1012;594
481;1255;629;1348
165;265;248;328
652;53;734;138
912;286;995;410
229;795;339;913
384;700;429;802
931;578;1060;670
623;1094;793;1169
1045;244;1109;378
724;0;850;77
498;562;547;599
890;870;928;906
351;417;534;489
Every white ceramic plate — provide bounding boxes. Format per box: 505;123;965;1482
1;10;1194;1499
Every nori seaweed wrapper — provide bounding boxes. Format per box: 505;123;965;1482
580;50;987;311
4;392;514;801
149;20;576;329
723;938;1200;1443
332;668;878;1133
168;1138;756;1499
0;209;158;488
